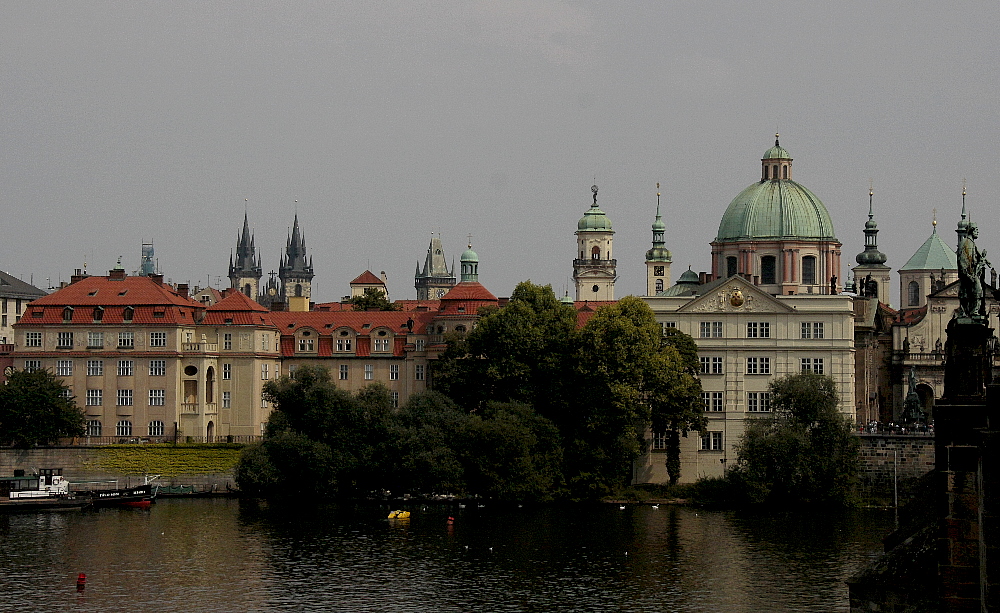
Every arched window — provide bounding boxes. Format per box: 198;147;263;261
116;420;132;437
93;306;104;322
62;307;74;322
243;284;252;297
801;256;817;285
122;306;134;323
761;256;776;284
908;281;920;306
782;165;788;179
763;165;769;180
295;284;303;297
148;421;164;437
591;246;601;260
655;279;664;293
772;164;778;179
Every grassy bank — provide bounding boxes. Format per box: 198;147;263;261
85;444;242;477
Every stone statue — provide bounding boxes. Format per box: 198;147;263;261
901;366;923;424
957;222;990;320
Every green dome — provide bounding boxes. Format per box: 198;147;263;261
716;180;836;242
461;246;478;263
578;203;612;231
763;144;790;159
678;267;700;284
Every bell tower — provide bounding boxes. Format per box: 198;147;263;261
852;187;891;305
279;214;314;310
645;184;671;296
229;210;262;300
573;185;616;301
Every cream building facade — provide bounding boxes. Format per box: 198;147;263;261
573;185;616;301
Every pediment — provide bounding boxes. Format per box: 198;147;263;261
677;277;795;314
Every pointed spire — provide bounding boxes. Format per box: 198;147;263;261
957;180;969;238
856;184;886;266
646;182;670;264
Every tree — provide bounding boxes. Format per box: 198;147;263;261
649;333;706;486
728;372;859;506
0;368;85;447
432;281;579;427
348;287;400;311
382;391;470;495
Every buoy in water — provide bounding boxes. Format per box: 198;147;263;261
76;573;86;591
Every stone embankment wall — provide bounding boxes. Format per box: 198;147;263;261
0;444;242;491
856;434;935;499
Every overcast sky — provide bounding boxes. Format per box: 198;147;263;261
3;1;998;307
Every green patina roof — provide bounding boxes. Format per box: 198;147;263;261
578;203;612;232
461;246;478;263
899;228;957;271
716;180;836;242
656;267;701;296
763;144;790;159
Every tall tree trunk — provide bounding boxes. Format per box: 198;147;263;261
666;428;681;486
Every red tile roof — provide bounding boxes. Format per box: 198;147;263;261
208;291;270;313
350;270;384;285
20;275;204;325
441;282;497;302
268;310;435;336
896;305;928;326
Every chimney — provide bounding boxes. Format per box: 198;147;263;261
70;269;89;285
177;283;189;299
380;270;388;284
150;273;164;286
699;272;707;284
109;268;127;281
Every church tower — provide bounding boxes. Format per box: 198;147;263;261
573;185;616;301
279;214;314;310
645;184;671;296
415;234;457;299
852;187;891;305
229;212;262;299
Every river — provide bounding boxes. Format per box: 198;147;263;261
0;498;892;612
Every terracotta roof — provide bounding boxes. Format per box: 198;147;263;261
441;282;497;302
30;275;200;308
896;305;928;326
350;270;384;285
268;310;435;336
393;300;442;312
208;291;270;313
572;300;618;328
312;302;353;311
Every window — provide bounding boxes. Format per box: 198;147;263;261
222;391;231;408
801;358;825;374
62;307;74;323
57;360;73;376
86;420;102;436
336;338;353;352
261;397;269;408
117;389;133;406
60;388;73;400
261;363;269;380
149;360;166;376
222;363;231;380
391;391;399;408
122;307;134;323
261;334;268;351
662;322;676;329
116;420;132;437
24;360;41;372
747;392;771;412
57;332;74;348
655;279;664;293
288;364;298;378
118;332;134;348
802;256;817;285
298;338;314;352
726;256;737;278
651;431;669;450
374;338;390;352
148;420;164;436
117;360;133;376
415;364;425;381
701;391;724;412
907;281;920;306
801;322;825;339
700;321;723;338
746;322;770;338
92;307;104;322
389;364;399;380
148;389;165;406
364;364;373;380
761;255;776;284
223;333;232;350
746;357;771;375
25;332;41;347
339;365;348;380
699;356;723;374
87;360;104;376
415;339;425;352
86;389;103;406
149;332;166;347
701;432;723;451
88;331;104;348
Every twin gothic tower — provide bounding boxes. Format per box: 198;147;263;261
229;213;314;309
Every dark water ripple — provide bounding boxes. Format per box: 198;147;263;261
0;498;892;613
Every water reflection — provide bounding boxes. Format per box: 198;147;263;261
0;499;891;612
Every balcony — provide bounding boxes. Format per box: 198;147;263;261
183;343;218;353
180;403;199;415
204;403;218;415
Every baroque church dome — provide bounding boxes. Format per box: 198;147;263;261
715;138;836;242
578;185;612;231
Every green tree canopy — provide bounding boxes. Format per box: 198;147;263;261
348;287;400;311
0;368;85;447
729;373;859;506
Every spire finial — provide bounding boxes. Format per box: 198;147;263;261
962;179;967;218
933;208;937;229
656;182;661;216
591;184;598;206
775;131;780;146
467;234;473;248
868;180;874;219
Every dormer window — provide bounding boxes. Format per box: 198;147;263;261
93;306;104;322
62;307;74;323
122;306;134;323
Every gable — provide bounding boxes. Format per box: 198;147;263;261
677;277;794;314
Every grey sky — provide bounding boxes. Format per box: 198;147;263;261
3;2;998;307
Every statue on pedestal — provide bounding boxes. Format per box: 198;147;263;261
957;222;990;321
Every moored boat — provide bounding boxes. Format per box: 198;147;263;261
0;469;91;513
